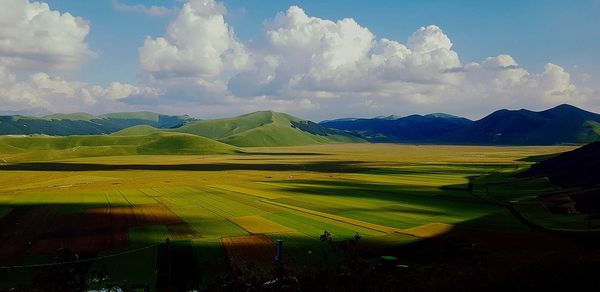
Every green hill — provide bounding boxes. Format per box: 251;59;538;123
43;113;97;121
0;112;196;136
111;125;161;136
174;111;364;147
137;132;237;155
0;132;237;161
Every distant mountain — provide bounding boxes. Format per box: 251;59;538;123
321;104;600;145
2;104;599;146
446;104;600;145
0;108;52;117
0;112;196;136
320;113;472;143
524;141;600;188
173;111;364;147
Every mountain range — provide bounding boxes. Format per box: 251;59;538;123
1;104;599;146
0;112;195;136
321;104;600;145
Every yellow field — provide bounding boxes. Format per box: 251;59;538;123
0;143;576;288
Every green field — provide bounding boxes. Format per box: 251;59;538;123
0;143;583;289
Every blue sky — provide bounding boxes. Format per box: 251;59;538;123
1;0;599;119
46;0;600;86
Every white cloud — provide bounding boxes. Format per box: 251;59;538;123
228;7;463;100
0;0;157;114
129;3;595;119
1;0;594;118
0;65;159;113
139;0;251;80
112;0;177;17
0;0;95;71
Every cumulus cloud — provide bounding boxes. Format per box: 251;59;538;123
228;7;462;101
139;0;251;80
129;2;595;119
0;64;159;113
112;0;177;17
1;0;594;118
0;0;95;71
0;0;159;114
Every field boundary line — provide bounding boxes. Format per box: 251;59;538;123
207;185;285;200
260;200;418;237
0;242;164;269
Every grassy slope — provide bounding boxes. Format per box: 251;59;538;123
111;125;161;136
99;112;161;122
42;113;97;121
0;132;237;161
175;111;363;147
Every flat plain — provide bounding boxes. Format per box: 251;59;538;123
0;143;581;288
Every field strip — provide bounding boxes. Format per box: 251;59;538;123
401;223;454;238
208;184;287;199
261;200;405;235
150;188;227;219
228;215;296;234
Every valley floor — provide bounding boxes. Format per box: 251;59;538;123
0;144;598;290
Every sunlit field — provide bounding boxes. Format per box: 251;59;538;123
0;144;580;289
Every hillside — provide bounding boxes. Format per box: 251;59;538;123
0;112;195;136
322;104;600;145
321;114;472;143
524;141;600;188
111;125;161;136
0;132;237;161
174;111;364;147
446;104;600;145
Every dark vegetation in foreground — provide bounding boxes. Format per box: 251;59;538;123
5;215;600;292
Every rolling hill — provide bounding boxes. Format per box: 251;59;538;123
524;141;600;188
320;113;472;143
173;111;364;147
0;132;237;161
321;104;600;145
0;112;195;136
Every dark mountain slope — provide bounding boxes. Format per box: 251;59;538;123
524;141;600;188
320;114;472;142
446;104;600;145
321;104;600;145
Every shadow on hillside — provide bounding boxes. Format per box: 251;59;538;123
517;153;561;162
0;161;369;173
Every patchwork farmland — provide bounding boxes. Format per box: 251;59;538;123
0;144;597;290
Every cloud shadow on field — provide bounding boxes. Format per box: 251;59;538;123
0;161;369;173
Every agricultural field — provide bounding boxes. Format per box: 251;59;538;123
0;143;596;290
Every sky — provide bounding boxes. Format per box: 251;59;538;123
1;0;599;121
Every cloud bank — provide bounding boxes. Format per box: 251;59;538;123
0;0;597;119
0;0;159;114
